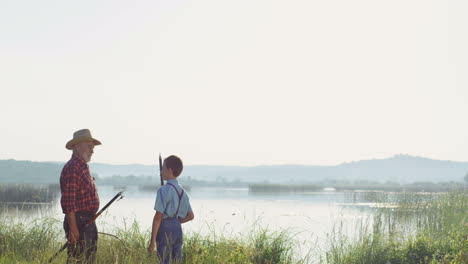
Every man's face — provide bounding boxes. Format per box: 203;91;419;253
74;141;95;163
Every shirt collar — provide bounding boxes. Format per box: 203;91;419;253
71;153;88;167
166;179;178;185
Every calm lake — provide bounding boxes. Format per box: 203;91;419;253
2;185;394;259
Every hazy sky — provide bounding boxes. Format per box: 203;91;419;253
1;0;467;166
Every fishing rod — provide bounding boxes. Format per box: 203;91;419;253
159;153;164;186
48;191;124;263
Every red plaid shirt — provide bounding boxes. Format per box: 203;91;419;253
60;154;100;214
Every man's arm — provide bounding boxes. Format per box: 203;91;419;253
62;167;80;244
179;211;194;224
148;212;163;253
66;211;80;244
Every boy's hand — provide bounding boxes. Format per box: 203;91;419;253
148;241;156;254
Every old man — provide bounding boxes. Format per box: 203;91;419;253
60;129;101;263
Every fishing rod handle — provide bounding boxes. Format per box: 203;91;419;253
85;191;123;226
159;153;164;186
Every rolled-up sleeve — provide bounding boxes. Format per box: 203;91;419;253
186;199;192;213
154;188;165;213
178;194;192;219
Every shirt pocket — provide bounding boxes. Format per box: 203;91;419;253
80;176;96;195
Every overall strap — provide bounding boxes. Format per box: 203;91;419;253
167;183;185;218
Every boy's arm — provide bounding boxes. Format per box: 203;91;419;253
148;211;163;253
179;211;194;224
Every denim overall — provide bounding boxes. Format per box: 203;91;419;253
157;183;184;264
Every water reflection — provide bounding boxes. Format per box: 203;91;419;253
0;184;59;218
1;202;57;219
1;185;436;240
1;185;432;217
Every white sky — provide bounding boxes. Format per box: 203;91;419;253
1;0;467;166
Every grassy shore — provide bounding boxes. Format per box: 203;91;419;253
0;191;466;263
0;217;309;264
324;191;467;264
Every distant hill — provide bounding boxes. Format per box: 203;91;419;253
0;154;467;184
0;159;63;184
331;154;468;183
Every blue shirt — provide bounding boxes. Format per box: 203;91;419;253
154;179;192;219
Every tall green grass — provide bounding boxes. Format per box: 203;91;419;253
0;217;306;263
324;191;467;264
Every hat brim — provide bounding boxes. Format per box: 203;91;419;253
66;138;102;150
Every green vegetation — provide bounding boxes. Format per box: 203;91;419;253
0;218;306;264
0;184;59;204
0;191;466;263
330;181;465;192
183;228;301;264
324;191;468;264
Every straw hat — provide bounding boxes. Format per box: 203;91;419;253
65;129;102;150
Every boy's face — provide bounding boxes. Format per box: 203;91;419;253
162;161;172;180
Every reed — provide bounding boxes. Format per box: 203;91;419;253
324;191;467;264
0;184;59;204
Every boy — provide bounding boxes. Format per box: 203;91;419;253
148;155;194;264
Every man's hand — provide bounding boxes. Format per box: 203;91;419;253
66;211;80;244
148;241;156;254
68;227;80;244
